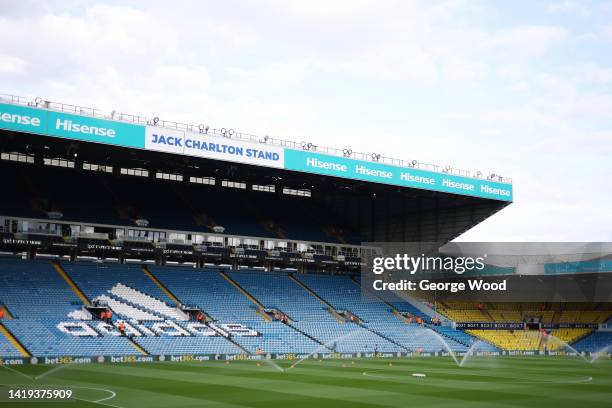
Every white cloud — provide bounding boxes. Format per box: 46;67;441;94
0;1;610;242
331;43;439;81
483;25;568;58
0;54;26;74
598;24;612;41
223;60;312;93
277;0;380;21
577;23;612;42
569;62;612;84
546;1;585;15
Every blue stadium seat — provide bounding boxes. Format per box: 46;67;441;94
572;332;612;353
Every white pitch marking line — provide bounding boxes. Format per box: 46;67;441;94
74;396;125;408
85;387;117;403
361;371;594;384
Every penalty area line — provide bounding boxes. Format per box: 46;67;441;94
71;386;118;405
74;396;124;408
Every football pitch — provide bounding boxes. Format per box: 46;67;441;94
0;356;610;407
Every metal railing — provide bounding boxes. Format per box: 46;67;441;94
2;214;372;256
0;93;512;184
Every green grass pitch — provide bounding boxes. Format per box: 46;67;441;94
0;356;610;407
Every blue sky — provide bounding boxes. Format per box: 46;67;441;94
1;0;611;241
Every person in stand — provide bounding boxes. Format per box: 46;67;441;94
106;310;113;323
196;311;205;323
100;311;106;321
0;307;5;320
118;321;126;336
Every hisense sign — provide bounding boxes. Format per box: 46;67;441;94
0;101;512;201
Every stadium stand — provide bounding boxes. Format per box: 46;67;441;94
228;270;402;353
0;161;360;244
293;274;471;352
2;95;609;363
435;301;492;322
148;266;325;354
433;300;610;351
134;332;243;356
438;308;491;323
227;270;334;322
0;257;142;357
465;328;595;352
0;326;23;357
466;330;541;351
0;258;80;318
572;332;612;353
61;262;175;307
430;326;495;349
148;266;257;322
546;328;592;350
556;310;610;324
0;257;606;357
3;319;140;357
436;301;611;326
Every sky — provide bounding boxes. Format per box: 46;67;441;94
1;0;611;242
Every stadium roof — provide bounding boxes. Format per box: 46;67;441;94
0;93;514;244
0;93;512;202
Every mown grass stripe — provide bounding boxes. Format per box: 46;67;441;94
0;358;609;408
